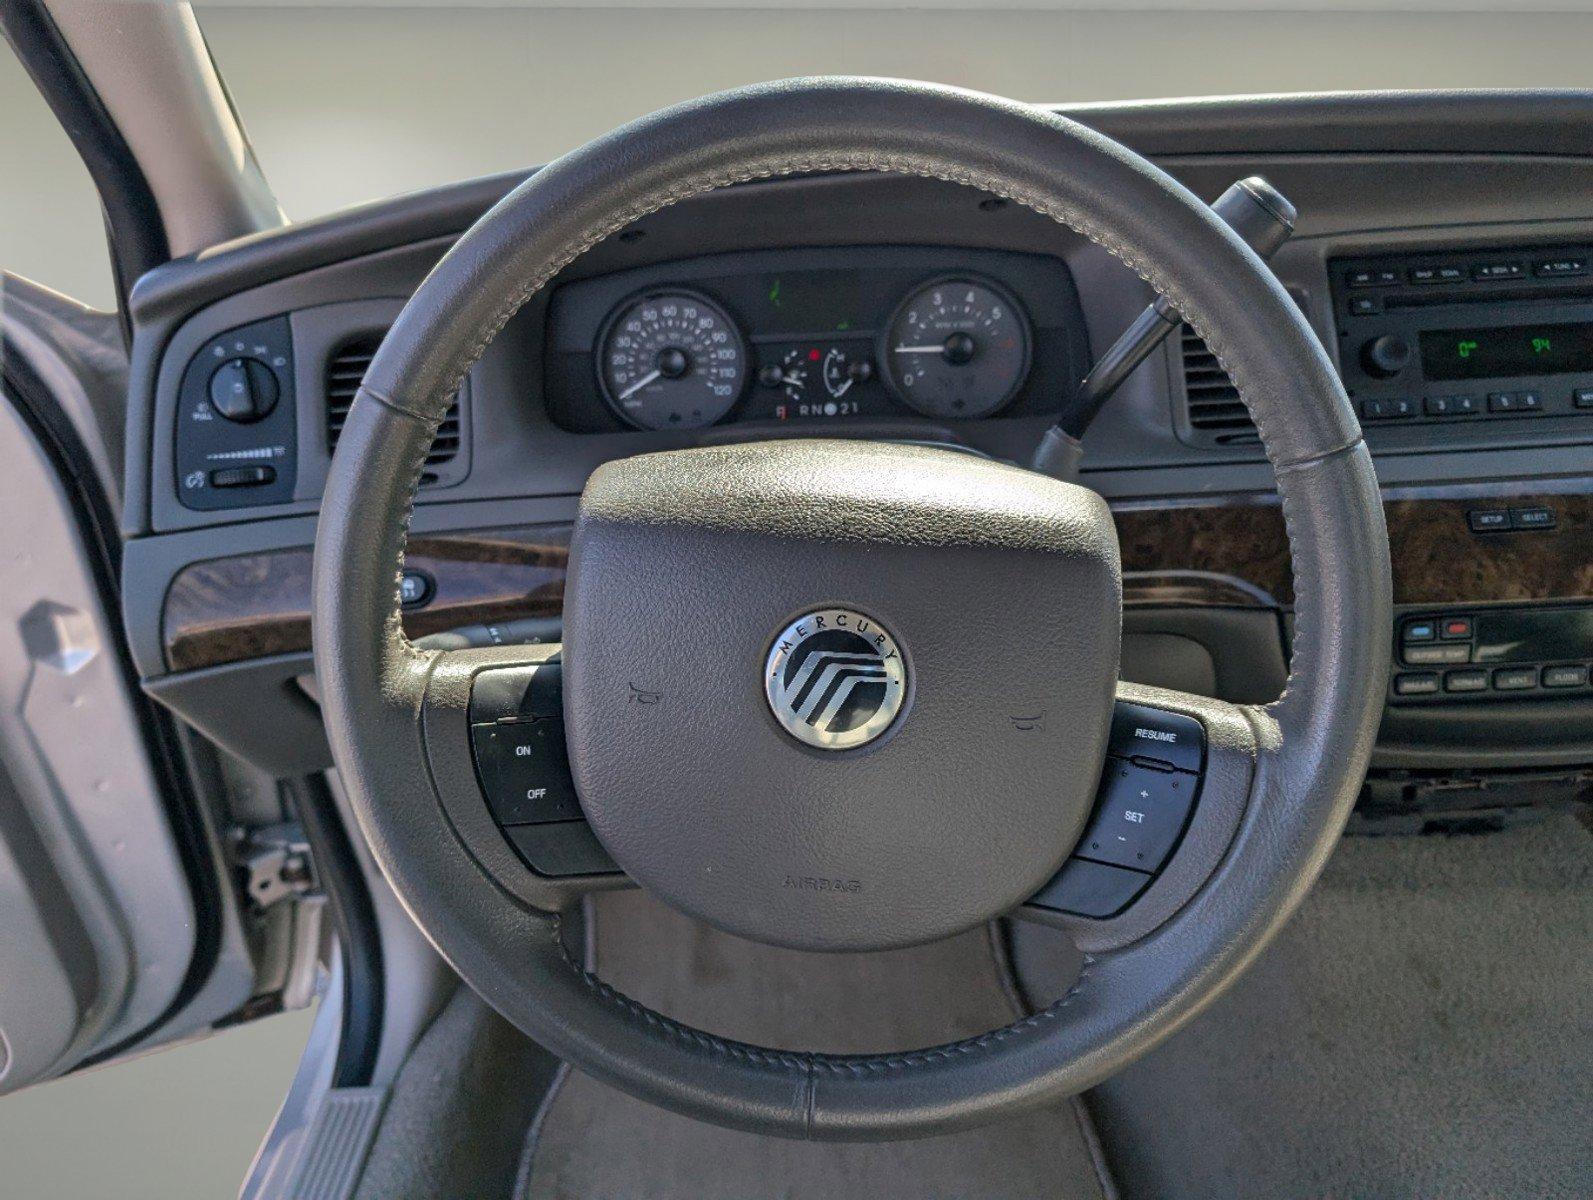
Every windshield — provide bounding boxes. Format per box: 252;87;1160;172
200;3;1593;224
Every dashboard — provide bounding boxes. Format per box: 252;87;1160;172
117;91;1593;807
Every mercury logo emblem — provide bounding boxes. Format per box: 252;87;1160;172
764;608;908;750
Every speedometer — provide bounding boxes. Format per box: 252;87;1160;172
881;276;1031;419
598;290;748;430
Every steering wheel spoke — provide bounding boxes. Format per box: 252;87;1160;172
420;643;632;911
1016;682;1261;951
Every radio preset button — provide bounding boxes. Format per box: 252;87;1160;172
1574;388;1593;409
1425;394;1480;417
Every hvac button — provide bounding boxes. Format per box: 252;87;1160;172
1030;858;1151;919
471;719;583;825
1108;702;1205;774
1543;665;1589;689
1078;760;1197;873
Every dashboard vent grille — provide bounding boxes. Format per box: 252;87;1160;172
1180;325;1256;442
325;333;463;477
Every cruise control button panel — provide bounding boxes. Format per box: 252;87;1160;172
469;663;619;878
1030;701;1206;920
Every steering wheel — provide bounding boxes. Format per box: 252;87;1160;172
312;78;1390;1140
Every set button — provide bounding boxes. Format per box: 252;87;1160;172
1076;760;1198;873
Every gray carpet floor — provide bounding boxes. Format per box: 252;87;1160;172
518;889;1113;1200
1056;814;1593;1200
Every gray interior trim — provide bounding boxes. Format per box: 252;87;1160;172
45;0;283;257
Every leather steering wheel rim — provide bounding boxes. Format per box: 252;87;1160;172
312;77;1391;1140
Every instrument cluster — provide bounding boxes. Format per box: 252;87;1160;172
543;246;1087;434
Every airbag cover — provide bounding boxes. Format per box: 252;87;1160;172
563;440;1121;950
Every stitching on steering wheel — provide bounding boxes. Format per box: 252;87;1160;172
546;912;1093;1077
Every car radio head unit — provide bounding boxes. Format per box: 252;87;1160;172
1330;246;1593;443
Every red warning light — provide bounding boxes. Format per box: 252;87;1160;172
808;348;821;361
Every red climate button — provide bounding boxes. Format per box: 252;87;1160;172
1441;617;1474;640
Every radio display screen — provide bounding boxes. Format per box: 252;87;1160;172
1420;321;1593;381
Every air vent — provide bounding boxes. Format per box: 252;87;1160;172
325;333;464;480
1180;325;1256;443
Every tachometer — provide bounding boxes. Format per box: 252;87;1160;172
598;291;747;429
881;277;1030;419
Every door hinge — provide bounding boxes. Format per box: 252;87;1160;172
232;822;318;909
